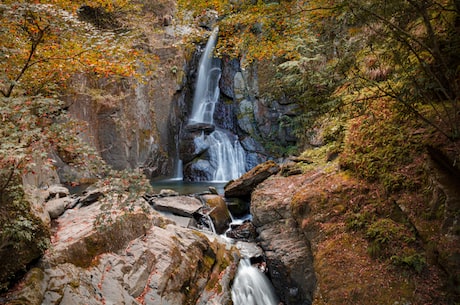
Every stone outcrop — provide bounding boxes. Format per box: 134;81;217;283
224;160;280;198
251;174;317;305
5;194;239;305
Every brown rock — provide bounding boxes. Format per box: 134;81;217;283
201;194;231;234
251;174;317;305
224;160;280;198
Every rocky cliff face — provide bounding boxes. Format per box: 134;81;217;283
60;2;302;182
250;160;459;304
63;43;186;179
4;190;239;305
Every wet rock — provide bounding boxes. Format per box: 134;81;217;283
202;194;231;234
226;222;257;241
185;123;215;134
224;160;280;198
220;57;240;99
183;159;214;182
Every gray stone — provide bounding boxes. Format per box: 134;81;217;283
46;197;73;219
151;196;203;217
233;72;246;101
237;99;255;134
47;185;70;199
183;159;214;182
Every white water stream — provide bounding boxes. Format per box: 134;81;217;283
231;258;279;305
190;27;221;125
189;27;246;181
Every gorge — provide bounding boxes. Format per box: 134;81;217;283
1;1;459;304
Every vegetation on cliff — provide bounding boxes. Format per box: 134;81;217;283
1;0;458;302
0;0;156;290
180;0;459;302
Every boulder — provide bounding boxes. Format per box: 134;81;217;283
46;185;70;200
45;197;73;219
44;198;153;268
7;210;239;305
224;160;280;198
201;194;232;234
150;195;203;217
251;174;316;305
226;222;257;241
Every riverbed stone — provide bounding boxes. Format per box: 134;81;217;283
45;197;73;219
151;195;203;217
202;194;232;234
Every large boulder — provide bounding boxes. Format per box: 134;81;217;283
251;174;317;305
224;160;280;198
44;198;153;268
6;198;239;305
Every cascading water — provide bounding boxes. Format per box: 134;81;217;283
189;27;221;125
188;27;246;181
231;258;279;305
208;131;246;181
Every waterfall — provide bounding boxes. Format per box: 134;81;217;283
231;259;279;305
190;27;221;125
188;27;246;181
208;130;246;181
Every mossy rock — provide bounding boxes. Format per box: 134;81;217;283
201;194;231;235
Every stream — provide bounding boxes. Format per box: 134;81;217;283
164;26;279;304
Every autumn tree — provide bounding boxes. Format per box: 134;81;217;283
0;0;151;290
338;0;460;141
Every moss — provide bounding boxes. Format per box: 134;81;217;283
64;212;151;268
0;175;50;292
340;99;427;193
